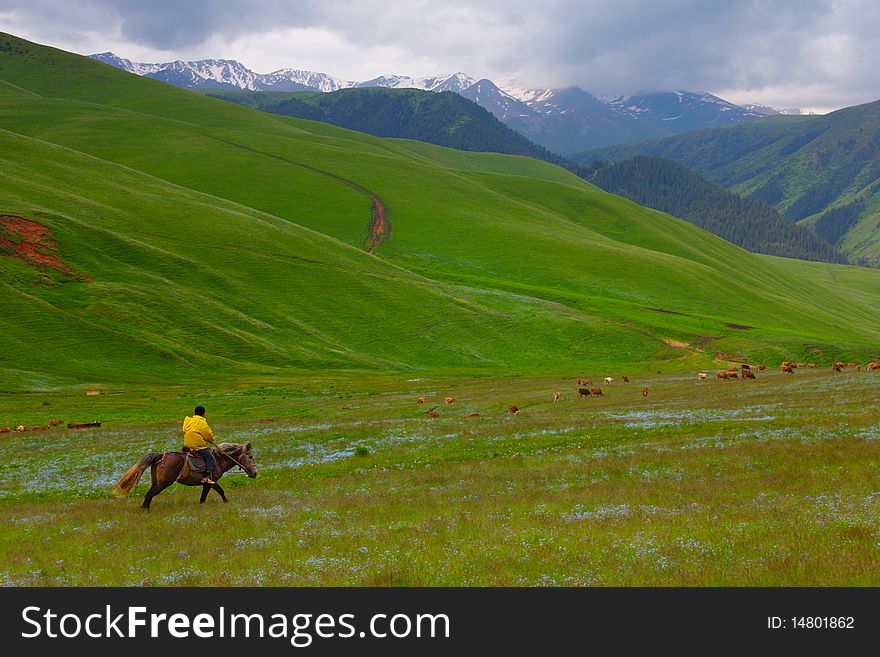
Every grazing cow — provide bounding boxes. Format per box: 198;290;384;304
67;421;102;429
427;409;440;418
642;387;649;397
622;376;630;383
603;377;615;384
590;387;603;396
727;371;738;379
14;426;26;432
742;370;756;379
781;365;795;374
577;379;592;386
807;363;817;368
869;362;880;371
444;396;456;405
833;364;843;372
417;396;426;404
31;426;48;431
758;364;767;371
796;363;806;368
698;373;708;380
553;391;561;402
0;427;10;433
741;364;751;371
716;372;727;379
578;387;591;397
467;413;481;417
47;419;63;426
507;405;519;414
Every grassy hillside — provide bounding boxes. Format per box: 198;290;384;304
205;87;573;168
2;33;880;389
576;105;880;265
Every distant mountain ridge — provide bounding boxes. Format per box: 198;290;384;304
89;52;769;154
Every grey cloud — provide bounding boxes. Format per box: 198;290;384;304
1;0;879;109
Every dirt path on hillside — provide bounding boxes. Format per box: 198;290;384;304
210;137;391;254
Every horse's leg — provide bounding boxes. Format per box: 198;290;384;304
199;484;211;504
212;482;229;503
141;460;181;510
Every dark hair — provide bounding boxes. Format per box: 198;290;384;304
194;405;206;417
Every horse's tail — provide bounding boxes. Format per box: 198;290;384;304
114;453;162;497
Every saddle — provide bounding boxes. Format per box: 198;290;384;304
179;447;208;472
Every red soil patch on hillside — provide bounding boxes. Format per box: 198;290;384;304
0;215;88;280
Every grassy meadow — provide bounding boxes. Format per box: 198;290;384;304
1;367;879;586
1;34;880;587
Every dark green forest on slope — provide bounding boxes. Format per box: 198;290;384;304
586;156;848;264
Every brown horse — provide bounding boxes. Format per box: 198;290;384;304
115;442;257;510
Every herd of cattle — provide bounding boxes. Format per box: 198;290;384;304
0;420;101;434
415;359;879;417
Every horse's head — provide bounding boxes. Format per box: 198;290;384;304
239;442;258;478
222;442;258;478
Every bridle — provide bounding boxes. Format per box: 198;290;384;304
218;446;252;474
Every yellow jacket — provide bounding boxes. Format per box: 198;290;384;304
182;415;215;451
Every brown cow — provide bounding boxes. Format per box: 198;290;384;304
85;391;102;396
47;419;64;426
467;413;481;417
832;361;844;370
590;387;603;396
507;405;520;414
31;426;48;431
807;363;817;368
716;372;728;379
67;421;102;429
578;387;592;397
577;378;592;386
758;364;767;371
553;391;561;402
869;362;880;371
642;387;649;397
0;427;10;433
781;365;794;373
417;396;427;404
742;370;756;379
741;364;751;371
427;409;440;418
727;371;738;379
622;376;630;383
444;396;456;404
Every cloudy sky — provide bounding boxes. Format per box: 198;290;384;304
1;0;878;112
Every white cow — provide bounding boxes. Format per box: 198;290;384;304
603;377;615;384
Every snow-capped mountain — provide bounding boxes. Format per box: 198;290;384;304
459;79;533;120
355;72;476;93
89;52;775;154
90;52;354;92
741;103;803;116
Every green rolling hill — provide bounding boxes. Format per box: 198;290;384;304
576;103;880;266
204;87;570;166
1;32;880;389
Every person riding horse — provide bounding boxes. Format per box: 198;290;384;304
183;405;216;484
